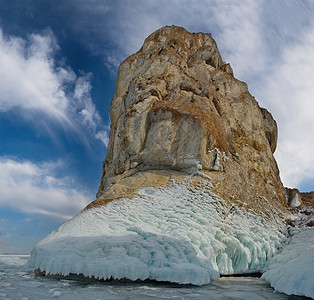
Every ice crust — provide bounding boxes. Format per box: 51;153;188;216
262;227;314;298
291;194;301;208
28;179;285;285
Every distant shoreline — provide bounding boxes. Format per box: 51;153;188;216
0;253;30;256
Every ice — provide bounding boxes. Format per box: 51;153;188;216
262;227;314;298
2;254;309;299
291;194;301;208
211;148;220;171
29;232;218;285
27;179;286;286
0;255;30;267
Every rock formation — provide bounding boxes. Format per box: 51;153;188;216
287;190;314;227
95;25;287;214
300;191;314;208
30;26;313;292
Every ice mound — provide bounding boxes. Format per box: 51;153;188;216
262;227;314;298
29;232;218;285
28;179;285;285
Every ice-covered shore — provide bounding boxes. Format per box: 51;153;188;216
28;179;286;285
3;255;308;300
262;227;314;298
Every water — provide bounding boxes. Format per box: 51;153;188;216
0;255;309;300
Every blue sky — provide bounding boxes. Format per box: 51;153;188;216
0;0;314;253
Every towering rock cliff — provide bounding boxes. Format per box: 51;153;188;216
29;26;304;289
301;191;314;208
95;25;286;213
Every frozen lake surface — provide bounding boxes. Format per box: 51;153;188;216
0;255;310;300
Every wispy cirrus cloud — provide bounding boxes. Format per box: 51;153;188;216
0;157;91;219
0;28;109;146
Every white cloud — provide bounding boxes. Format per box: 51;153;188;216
0;29;70;121
95;129;110;147
0;28;109;146
0;158;91;219
79;0;263;75
257;23;314;188
78;0;266;82
211;0;267;79
74;75;100;130
73;75;110;147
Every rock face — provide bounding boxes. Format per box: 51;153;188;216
96;25;286;211
300;191;314;208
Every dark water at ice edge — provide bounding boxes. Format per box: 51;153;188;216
0;255;310;300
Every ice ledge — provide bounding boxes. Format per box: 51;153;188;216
29;231;219;285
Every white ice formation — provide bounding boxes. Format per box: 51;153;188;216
290;193;301;208
28;179;285;285
262;227;314;298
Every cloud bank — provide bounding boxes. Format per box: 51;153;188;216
0;158;91;219
259;23;314;187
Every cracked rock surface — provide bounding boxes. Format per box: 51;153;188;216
96;25;286;211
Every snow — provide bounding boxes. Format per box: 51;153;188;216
28;178;286;285
262;227;314;298
211;148;220;171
